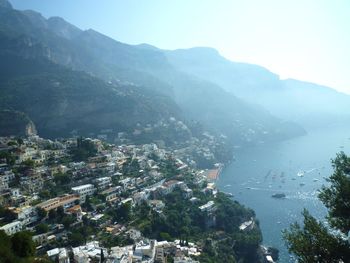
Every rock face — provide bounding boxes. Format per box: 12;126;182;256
0;110;36;137
25;121;37;136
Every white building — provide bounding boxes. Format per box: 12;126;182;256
72;241;107;263
0;220;22;235
47;248;70;263
95;177;111;190
72;184;95;203
133;240;156;262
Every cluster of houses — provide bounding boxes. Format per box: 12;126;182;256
45;238;201;263
0;134;228;262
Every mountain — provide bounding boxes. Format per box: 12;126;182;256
0;0;305;146
0;110;36;137
164;47;350;128
0;0;11;9
0;51;181;138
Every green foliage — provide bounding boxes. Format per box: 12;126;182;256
70;137;97;162
61;215;75;229
11;231;36;258
283;210;350;263
0;150;16;165
0;206;16;223
53;172;71;186
284;152;350;262
215;193;254;233
0;230;16;262
22;159;35;168
35;223;49;234
68;231;85;247
36;207;47;220
131;190;261;263
319;152;350;233
115;202;131;223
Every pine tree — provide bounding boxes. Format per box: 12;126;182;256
283;152;350;263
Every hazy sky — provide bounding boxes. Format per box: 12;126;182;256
9;0;350;94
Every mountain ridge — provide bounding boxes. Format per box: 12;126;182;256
0;0;306;146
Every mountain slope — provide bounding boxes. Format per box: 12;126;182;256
0;50;181;138
0;0;305;145
164;47;350;128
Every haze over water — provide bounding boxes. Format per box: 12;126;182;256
218;124;350;262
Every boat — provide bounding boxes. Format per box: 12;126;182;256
271;193;286;198
224;184;231;188
313;178;319;182
297;171;305;177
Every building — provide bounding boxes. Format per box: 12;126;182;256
47;248;70;263
199;201;216;227
0;220;22;235
239;218;255;231
95;177;111;190
110;246;133;263
133;240;156;262
101;186;121;203
10;205;37;226
71;184;95;203
72;241;107;263
174;256;199;263
37;194;79;212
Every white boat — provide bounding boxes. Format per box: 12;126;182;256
297;171;305;177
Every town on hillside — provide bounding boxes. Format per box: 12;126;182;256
0;135;276;263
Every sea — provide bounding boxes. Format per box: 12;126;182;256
217;124;350;262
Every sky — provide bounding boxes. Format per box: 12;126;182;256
9;0;350;94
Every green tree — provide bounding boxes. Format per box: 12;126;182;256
11;231;36;258
36;207;47;220
283;152;350;262
48;209;57;221
100;248;105;263
61;215;75;229
0;230;16;262
69;231;85;247
319;152;350;233
35;223;49;234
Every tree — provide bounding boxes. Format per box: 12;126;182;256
0;207;16;223
68;231;85;247
0;230;16;262
11;231;36;258
48;209;57;221
37;207;47;220
115;202;131;223
319;152;350;233
35;223;49;234
61;215;75;229
100;248;105;263
283;152;350;262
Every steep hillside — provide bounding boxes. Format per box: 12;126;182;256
0;51;181;138
0;0;305;145
0;110;36;137
164;47;350;128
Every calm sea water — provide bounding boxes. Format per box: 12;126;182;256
217;124;350;262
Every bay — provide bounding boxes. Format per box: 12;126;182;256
217;124;350;262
